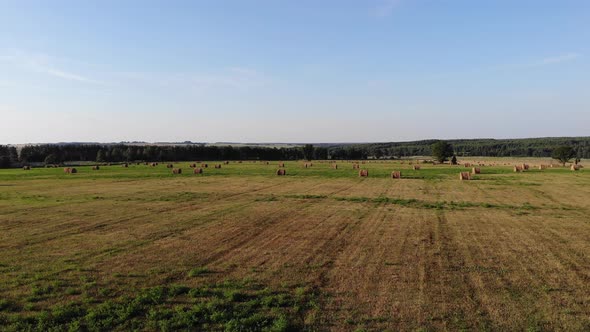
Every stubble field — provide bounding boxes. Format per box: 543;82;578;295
0;159;588;331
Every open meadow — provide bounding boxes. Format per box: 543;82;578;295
0;159;589;331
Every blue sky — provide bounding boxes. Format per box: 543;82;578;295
1;0;589;143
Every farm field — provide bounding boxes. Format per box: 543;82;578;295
0;159;589;331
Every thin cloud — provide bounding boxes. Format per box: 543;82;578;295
371;0;403;18
33;65;104;84
491;53;582;71
423;53;583;81
529;53;581;67
190;67;266;90
0;49;104;85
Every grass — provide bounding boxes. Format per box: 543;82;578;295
1;280;316;331
0;159;588;330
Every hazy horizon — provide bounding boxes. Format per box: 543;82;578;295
2;0;589;144
5;135;590;146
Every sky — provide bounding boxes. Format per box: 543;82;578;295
1;0;589;144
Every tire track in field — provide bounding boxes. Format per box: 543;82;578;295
436;211;495;330
186;200;321;269
477;212;552;329
454;210;589;330
2;179;296;250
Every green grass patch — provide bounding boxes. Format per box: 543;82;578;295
0;280;318;331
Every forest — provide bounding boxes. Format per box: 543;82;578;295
1;137;589;167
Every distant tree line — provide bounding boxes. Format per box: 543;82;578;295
0;145;19;168
15;144;307;165
1;137;589;168
328;137;590;160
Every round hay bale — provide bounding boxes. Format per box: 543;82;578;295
276;169;286;176
23;166;31;170
413;165;421;170
278;162;285;168
92;166;100;170
359;169;369;177
459;172;471;180
122;163;128;168
391;171;401;179
172;168;182;174
215;164;222;169
201;163;208;168
166;164;174;168
471;167;481;174
194;168;203;174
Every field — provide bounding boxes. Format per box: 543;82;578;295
0;159;589;331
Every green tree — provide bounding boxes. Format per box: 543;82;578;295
302;144;314;161
44;154;58;165
431;141;454;163
96;149;106;162
552;146;575;166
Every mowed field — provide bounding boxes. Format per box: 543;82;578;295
0;159;589;331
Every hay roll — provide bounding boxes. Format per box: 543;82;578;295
359;169;369;177
276;169;286;176
193;168;203;174
471;167;481;174
459;172;471;180
391;171;401;179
